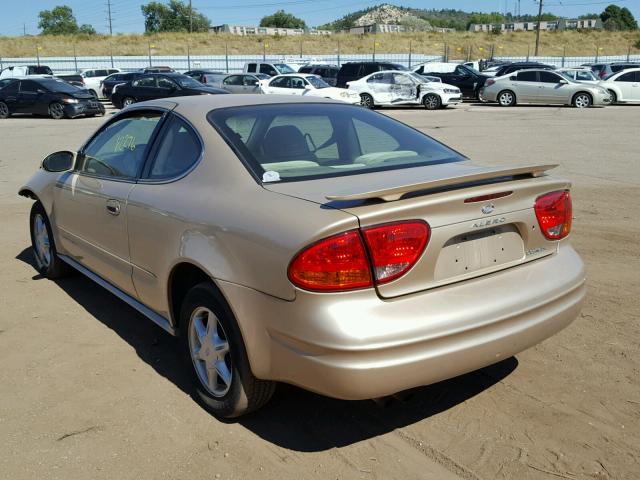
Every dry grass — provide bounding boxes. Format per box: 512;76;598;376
1;30;639;59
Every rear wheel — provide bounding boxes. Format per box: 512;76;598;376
48;102;65;119
0;101;10;119
29;202;73;279
423;93;442;110
180;282;276;418
497;90;516;107
572;92;592;108
122;97;135;108
89;89;98;98
360;93;374;109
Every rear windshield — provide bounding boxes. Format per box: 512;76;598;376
208;103;465;182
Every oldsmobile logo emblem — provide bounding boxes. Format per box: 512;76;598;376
481;204;495;215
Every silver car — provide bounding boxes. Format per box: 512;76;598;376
221;73;270;93
480;69;611;108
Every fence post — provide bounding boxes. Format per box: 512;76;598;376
263;42;266;61
373;39;376;61
562;46;566;67
0;56;3;70
490;44;495;60
225;42;229;72
148;42;152;66
36;45;40;66
187;42;191;70
526;45;530;61
466;45;471;62
337;38;340;66
73;44;78;71
627;45;631;61
408;41;412;68
595;45;598;63
299;40;303;59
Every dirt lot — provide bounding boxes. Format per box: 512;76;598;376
1;103;639;480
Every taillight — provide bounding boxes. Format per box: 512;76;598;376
534;190;572;240
361;221;430;284
288;230;372;292
485;79;495;87
288;221;430;292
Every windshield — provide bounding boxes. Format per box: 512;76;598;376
38;79;83;94
208;103;465;182
460;65;481;75
175;76;204;88
306;76;330;89
408;72;430;83
274;64;296;74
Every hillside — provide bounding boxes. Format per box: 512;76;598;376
0;30;638;59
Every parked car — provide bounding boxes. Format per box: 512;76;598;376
143;66;175;73
0;65;53;79
492;62;556;78
244;62;296;77
76;68;121;98
101;72;143;99
599;68;640;103
183;70;228;86
480;69;611;108
110;73;228;109
336;62;407;88
412;62;489;99
260;74;361;104
596;62;640;79
298;64;339;86
55;74;86;88
0;78;17;89
347;70;462;109
19;94;585;418
220;73;270;93
582;63;609;79
556;68;599;84
0;77;105;119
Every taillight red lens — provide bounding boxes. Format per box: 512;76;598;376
486;79;495;87
534;190;572;240
361;221;430;284
288;230;372;292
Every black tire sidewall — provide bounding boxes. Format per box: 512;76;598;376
49;102;65;119
0;101;9;119
29;202;69;278
423;93;441;110
360;94;374;109
179;283;253;418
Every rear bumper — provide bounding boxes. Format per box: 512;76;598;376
220;243;585;400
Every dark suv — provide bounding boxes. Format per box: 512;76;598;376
493;62;555;77
298;64;339;86
336;62;407;88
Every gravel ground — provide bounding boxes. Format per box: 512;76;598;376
0;102;638;480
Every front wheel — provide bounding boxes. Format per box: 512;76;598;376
360;93;374;109
573;93;592;108
48;102;65;119
608;90;617;104
423;93;442;110
0;101;10;119
497;90;516;107
29;202;73;279
122;97;135;108
180;282;276;418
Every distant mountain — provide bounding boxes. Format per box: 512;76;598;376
318;3;561;31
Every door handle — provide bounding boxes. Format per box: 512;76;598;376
106;199;121;216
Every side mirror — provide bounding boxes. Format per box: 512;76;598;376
509;76;517;81
558;79;568;85
304;84;312;90
42;151;75;172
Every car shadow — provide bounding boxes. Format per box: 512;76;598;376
16;247;519;452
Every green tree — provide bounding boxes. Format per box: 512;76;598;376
38;5;96;35
600;5;638;31
141;0;210;33
260;10;306;29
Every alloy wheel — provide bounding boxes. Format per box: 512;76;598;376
499;92;514;106
0;102;9;119
123;97;135;107
574;94;591;108
32;213;51;269
188;306;232;397
424;94;440;110
49;102;64;119
360;94;374;109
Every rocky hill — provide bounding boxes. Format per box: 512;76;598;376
354;4;411;26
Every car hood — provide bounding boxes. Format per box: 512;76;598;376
71;92;96;100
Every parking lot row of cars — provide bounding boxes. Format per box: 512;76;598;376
0;59;638;119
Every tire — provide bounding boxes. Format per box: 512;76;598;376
497;90;516;107
572;92;592;109
608;90;617;104
122;97;135;108
0;101;10;119
180;282;276;418
89;89;98;98
423;93;442;110
48;102;65;119
29;202;73;279
360;93;374;109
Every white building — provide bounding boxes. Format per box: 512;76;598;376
468;18;602;32
210;24;332;36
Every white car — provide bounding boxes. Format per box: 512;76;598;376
259;74;361;104
599;68;640;104
557;68;599;84
76;67;121;98
347;70;462;110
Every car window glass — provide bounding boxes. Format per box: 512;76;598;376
617;72;635;82
290;77;306;89
393;73;413;85
84;70;95;78
327;68;338;78
299;67;312;73
2;82;19;94
20;81;39;93
147;116;201;179
341;64;358;75
79;112;162;179
157;77;176;89
224;75;243;86
133;76;156;87
367;73;383;83
575;71;591;81
242;75;258;86
516;71;538;82
247;63;256;73
353;118;399;155
539;71;562;83
259;64;274;75
269;77;289;88
109;69;119;74
95;70;108;77
270;115;337;160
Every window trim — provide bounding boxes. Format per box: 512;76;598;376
138;111;205;184
75;107;170;183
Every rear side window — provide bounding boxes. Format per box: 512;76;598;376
259;64;276;75
146;115;201;179
208;103;464;182
517;71;538;81
299;66;313;73
246;63;257;73
20;80;40;92
78;112;162;179
340;64;359;76
617;72;636;82
133;77;156;87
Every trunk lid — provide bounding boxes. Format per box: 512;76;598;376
265;162;570;298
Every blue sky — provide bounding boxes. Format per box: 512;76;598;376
2;0;639;35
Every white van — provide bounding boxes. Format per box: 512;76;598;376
76;67;121;98
412;62;462;74
0;65;53;79
243;62;297;77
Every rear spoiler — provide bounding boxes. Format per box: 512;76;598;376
325;164;558;202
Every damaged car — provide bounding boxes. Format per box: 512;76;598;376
347;70;462;110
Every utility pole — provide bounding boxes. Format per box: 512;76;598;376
534;0;543;56
107;0;114;67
